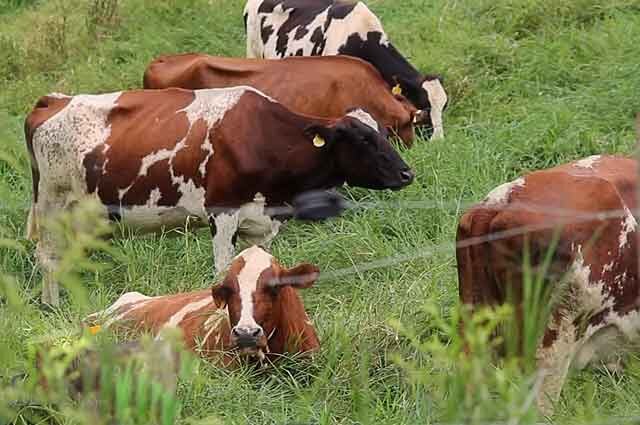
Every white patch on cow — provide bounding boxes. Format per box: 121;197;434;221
32;92;122;198
422;78;448;140
211;193;281;273
607;309;640;340
85;291;152;327
235;246;273;329
138;144;184;178
283;6;331;55
483;177;525;206
347;109;379;132
536;314;578;415
248;0;388;58
618;205;637;249
602;261;616;273
162;295;213;329
48;92;71;99
574;155;602;169
253;3;293;57
568;249;613;314
325;2;389;52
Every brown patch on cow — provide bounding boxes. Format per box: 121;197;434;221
84;89;195;206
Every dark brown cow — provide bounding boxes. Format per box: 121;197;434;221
143;54;423;146
86;246;321;364
456;155;640;414
25;86;414;306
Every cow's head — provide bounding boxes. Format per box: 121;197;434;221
211;246;319;358
304;109;414;191
394;75;448;140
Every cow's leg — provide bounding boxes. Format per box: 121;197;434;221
209;212;240;274
35;191;67;306
535;314;578;416
38;239;60;306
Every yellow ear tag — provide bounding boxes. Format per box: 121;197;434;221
392;84;402;96
313;134;326;148
88;325;102;335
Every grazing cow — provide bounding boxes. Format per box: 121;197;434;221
86;246;321;364
456;155;640;414
143;54;425;146
25;86;413;306
243;0;448;140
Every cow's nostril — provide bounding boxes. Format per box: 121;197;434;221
251;328;263;337
400;170;414;183
231;327;241;337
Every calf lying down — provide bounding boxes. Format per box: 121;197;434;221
457;155;640;414
86;246;321;365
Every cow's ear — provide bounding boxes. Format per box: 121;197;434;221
211;282;230;306
304;124;336;149
393;75;420;100
275;263;320;289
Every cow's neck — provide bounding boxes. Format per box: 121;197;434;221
339;36;422;99
257;110;345;202
268;287;320;355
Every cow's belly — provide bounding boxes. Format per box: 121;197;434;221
116;205;207;234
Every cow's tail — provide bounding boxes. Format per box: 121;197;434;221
24;98;45;241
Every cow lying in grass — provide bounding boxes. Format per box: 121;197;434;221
456;155;640;414
25;86;413;305
86;246;321;364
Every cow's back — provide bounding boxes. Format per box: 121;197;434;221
95;289;230;353
457;155;639;333
144;54;415;142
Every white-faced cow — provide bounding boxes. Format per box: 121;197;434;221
25;86;414;305
143;54;425;146
456;155;640;414
85;246;321;364
243;0;448;140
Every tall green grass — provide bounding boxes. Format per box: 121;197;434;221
1;0;640;423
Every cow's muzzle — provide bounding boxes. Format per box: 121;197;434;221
230;326;268;357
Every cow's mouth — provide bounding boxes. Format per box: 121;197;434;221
237;346;267;360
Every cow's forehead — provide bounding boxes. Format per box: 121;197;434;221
346;109;379;132
235;246;274;291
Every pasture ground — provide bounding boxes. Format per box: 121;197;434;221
1;0;640;423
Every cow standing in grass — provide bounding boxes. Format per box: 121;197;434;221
86;246;321;364
25;86;413;306
456;155;640;414
243;0;448;140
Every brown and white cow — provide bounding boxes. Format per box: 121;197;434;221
243;0;448;140
86;246;321;364
456;155;640;414
25;86;414;305
143;54;423;146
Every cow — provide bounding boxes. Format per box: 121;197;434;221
25;86;414;306
143;54;425;146
243;0;448;140
85;245;321;364
456;155;640;415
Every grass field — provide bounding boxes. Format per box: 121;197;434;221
2;0;640;423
